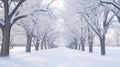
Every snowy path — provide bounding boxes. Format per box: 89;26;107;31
0;47;120;67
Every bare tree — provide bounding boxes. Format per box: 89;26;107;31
0;0;26;57
40;22;57;50
100;0;120;23
64;14;87;51
82;7;115;55
87;25;95;53
15;0;55;52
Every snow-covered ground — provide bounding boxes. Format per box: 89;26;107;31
0;47;120;67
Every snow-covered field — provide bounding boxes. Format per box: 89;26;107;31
0;47;120;67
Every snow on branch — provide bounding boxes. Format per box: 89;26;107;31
11;14;26;26
100;0;120;10
82;14;101;38
9;0;25;19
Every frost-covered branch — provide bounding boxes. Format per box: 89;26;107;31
9;0;26;19
82;14;101;38
11;14;26;26
100;0;120;10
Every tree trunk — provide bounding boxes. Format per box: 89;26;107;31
78;44;81;50
89;42;93;53
0;27;11;56
99;36;106;55
35;40;39;51
81;44;85;51
75;44;77;50
41;41;43;50
44;43;47;49
75;39;78;50
26;34;32;52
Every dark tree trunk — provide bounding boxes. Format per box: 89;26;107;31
81;44;85;51
26;34;32;52
74;39;77;50
44;43;47;49
41;41;43;50
89;42;93;53
75;44;77;50
88;26;93;53
0;0;25;57
78;44;81;50
99;36;106;55
35;40;39;51
81;39;85;51
0;26;11;56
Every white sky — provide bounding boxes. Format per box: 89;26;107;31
49;0;67;46
50;0;66;17
51;0;66;10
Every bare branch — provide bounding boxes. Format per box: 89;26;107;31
11;15;26;26
47;0;55;10
46;0;55;18
107;12;118;27
9;0;25;19
100;0;120;10
82;14;101;38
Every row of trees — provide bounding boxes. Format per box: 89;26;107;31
0;0;26;56
64;14;94;53
63;0;120;55
1;0;120;57
0;0;58;57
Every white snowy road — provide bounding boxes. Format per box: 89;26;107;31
0;47;120;67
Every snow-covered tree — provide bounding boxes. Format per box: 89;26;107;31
100;0;120;23
64;13;87;51
0;0;26;57
36;15;58;50
15;0;55;52
82;6;116;55
63;0;117;55
87;25;95;53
